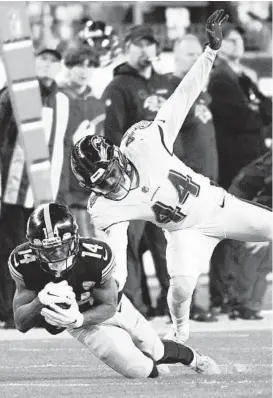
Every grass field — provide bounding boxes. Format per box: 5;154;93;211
0;313;272;398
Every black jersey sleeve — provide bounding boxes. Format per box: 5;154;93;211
8;249;25;284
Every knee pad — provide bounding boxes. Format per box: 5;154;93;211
169;276;197;302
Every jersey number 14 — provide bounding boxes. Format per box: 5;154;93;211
152;170;200;224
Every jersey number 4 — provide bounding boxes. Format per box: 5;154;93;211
152;170;200;224
82;243;104;259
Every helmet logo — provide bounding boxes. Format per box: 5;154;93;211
90;168;105;183
92;136;110;161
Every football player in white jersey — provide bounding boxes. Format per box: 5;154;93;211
71;10;272;344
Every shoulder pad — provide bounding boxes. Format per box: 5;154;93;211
80;238;110;260
79;238;115;283
122;120;153;141
16;245;37;265
8;243;35;283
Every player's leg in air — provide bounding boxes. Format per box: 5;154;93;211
163;229;221;343
211;193;272;243
68;294;221;378
164;187;272;344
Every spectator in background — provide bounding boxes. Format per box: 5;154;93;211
166;34;218;322
58;47;99;99
170;35;218;181
72;19;125;99
101;25;174;318
208;26;271;314
57;46;105;236
210;150;272;319
208;25;267;190
0;48;67;328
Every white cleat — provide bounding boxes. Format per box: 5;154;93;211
163;327;188;344
189;350;221;375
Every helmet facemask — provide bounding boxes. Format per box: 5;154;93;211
91;155;132;200
71;136;133;201
27;203;80;278
30;232;79;278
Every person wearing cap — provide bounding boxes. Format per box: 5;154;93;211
0;46;69;328
101;25;176;318
57;47;105;237
35;47;62;94
208;25;268;191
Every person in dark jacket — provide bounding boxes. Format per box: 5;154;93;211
208;26;267;190
57;47;105;237
208;26;270;314
0;48;67;328
210;150;272;320
101;25;174;317
170;34;218;182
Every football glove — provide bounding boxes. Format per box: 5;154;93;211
38;280;76;307
206;9;229;50
41;300;84;329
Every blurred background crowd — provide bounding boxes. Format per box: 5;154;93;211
0;1;272;329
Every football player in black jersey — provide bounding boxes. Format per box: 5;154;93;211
9;203;221;377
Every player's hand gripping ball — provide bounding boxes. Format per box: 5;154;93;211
40;281;84;329
41;301;84;329
38;280;75;308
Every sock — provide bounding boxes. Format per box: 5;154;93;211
157;340;194;366
148;361;159;378
167;289;191;332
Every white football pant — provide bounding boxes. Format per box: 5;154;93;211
68;295;164;378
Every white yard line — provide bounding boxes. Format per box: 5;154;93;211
0;380;271;387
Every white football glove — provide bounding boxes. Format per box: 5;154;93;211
38;280;76;307
41;300;84;329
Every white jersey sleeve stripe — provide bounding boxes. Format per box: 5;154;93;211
101;254;114;276
155;46;218;153
157;124;173;155
101;256;115;282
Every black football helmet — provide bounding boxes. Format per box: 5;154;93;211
78;20;122;67
26;203;79;277
71;135;132;201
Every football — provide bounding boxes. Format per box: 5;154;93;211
56;302;71;310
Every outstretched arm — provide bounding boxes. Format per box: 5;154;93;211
13;279;43;332
155;9;229;153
